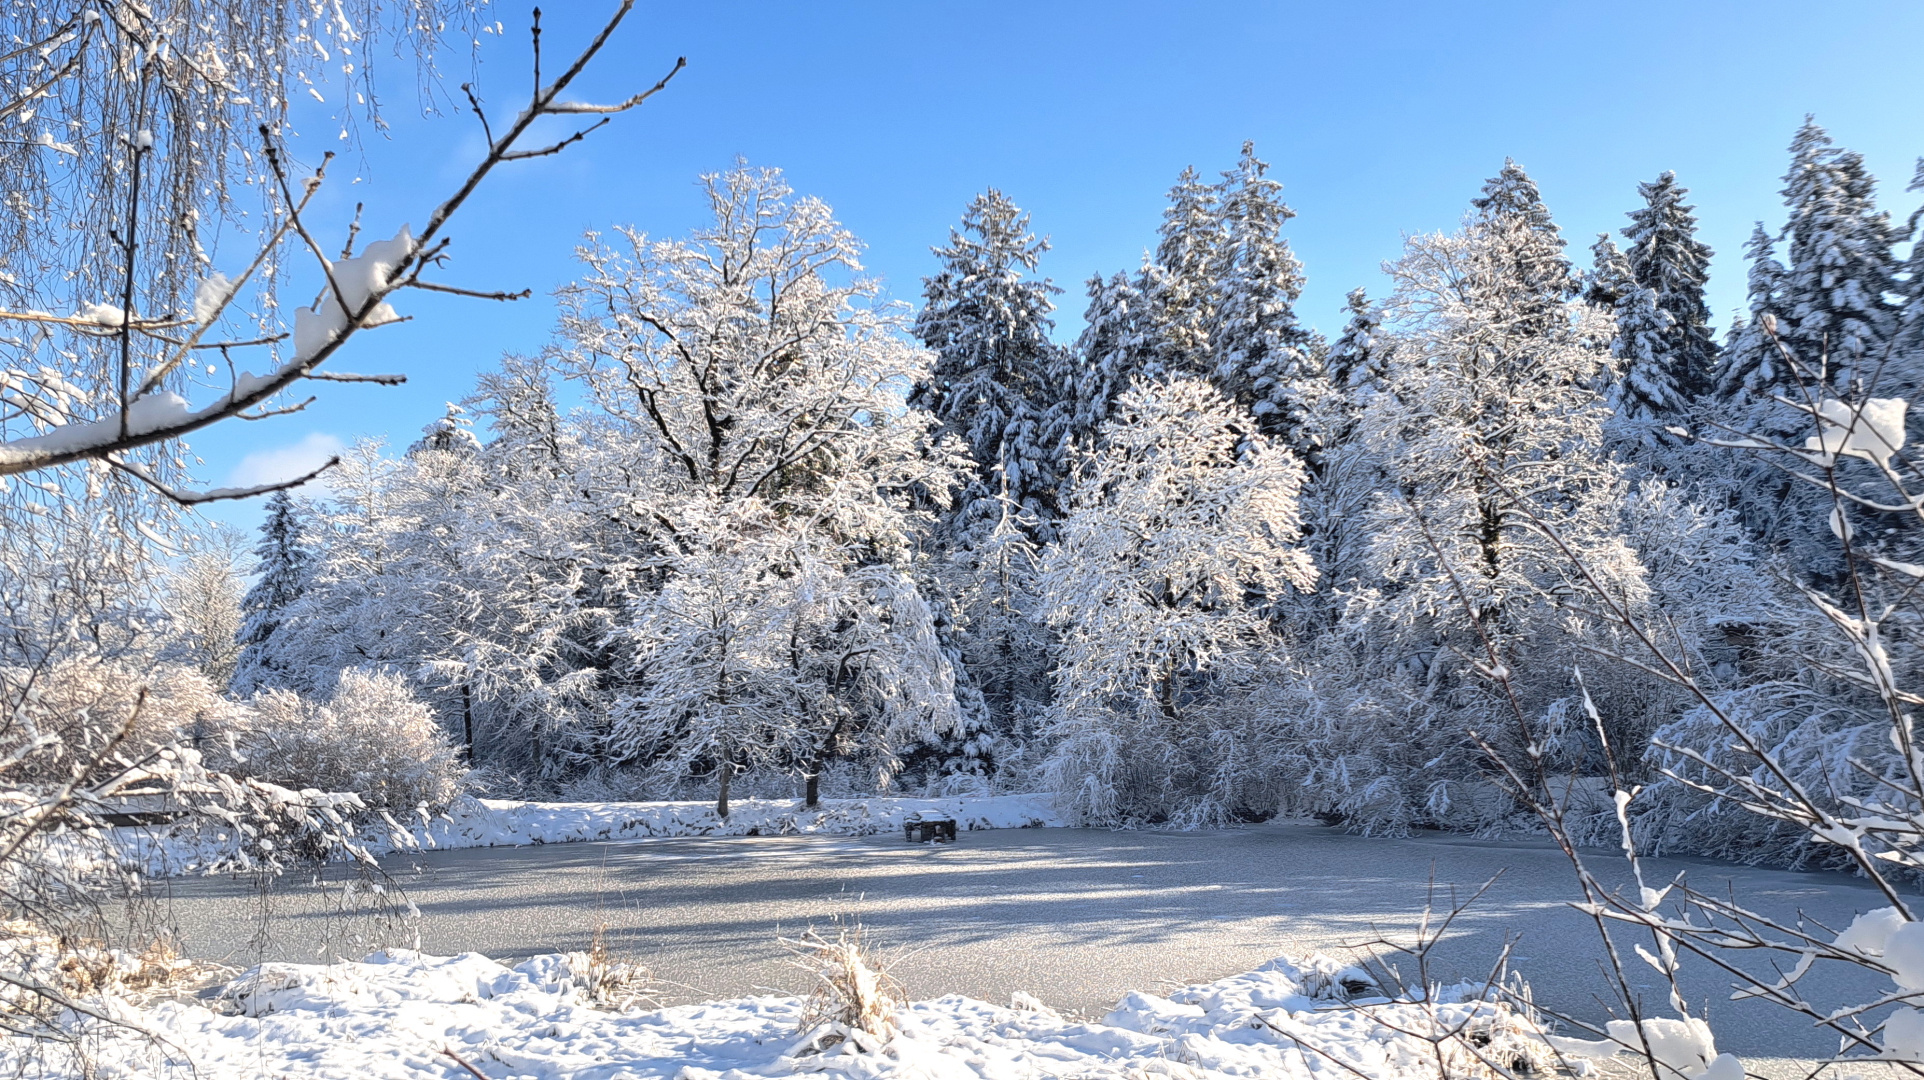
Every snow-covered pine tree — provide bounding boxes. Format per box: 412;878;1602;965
1295;288;1390;629
230;489;315;694
1621;172;1719;403
1207;142;1323;464
1053;270;1156;455
1777;118;1903;389
1324;288;1385;393
1609;282;1684;432
1902;158;1924;354
411;402;483;456
1716;224;1792;399
1585;234;1634;310
1142;166;1225;377
1468;159;1577;327
910;189;1065;546
909;191;1064;753
1040;377;1315;826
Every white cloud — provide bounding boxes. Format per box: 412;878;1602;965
224;432;345;494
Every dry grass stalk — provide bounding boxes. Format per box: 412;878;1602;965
785;924;902;1055
566;923;656;1012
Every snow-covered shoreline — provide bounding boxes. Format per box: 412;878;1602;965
107;793;1064;877
23;947;1556;1080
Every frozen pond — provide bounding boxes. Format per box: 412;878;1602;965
153;822;1892;1070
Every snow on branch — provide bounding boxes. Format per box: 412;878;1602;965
0;3;683;486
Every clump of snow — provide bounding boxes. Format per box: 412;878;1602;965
1886;1007;1924;1061
192;272;234;324
109;794;1063;877
1803;397;1908;470
1835;906;1907;957
12;948;1560;1080
1550;1016;1741;1080
1884;921;1924;992
292;227;414;362
0;390;193;460
76;301;126;326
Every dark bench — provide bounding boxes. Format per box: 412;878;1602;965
904;812;957;843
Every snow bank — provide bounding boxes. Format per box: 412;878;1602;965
24;948;1553;1080
109;794;1063;877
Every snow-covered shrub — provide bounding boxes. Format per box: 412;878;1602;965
1633;684;1890;867
0;658;248;786
221;669;462;813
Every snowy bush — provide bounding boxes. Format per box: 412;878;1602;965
220;670;463;813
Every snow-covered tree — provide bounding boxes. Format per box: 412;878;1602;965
911;190;1064;544
1142;167;1224;377
1040;377;1315;825
1054;270;1157;454
1208;142;1321;459
1315;188;1658;831
1777;119;1903;388
553;164;962;813
164;525;248;686
1716;225;1793;400
231;490;315;693
1610;283;1686;432
1325;288;1386;394
1621;172;1719;404
1585;234;1634;310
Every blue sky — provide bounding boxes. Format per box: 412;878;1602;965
195;0;1924;530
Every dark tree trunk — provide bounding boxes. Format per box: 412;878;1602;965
461;682;475;762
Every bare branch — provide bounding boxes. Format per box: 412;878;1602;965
106;454;340;505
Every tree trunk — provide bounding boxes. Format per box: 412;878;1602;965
717;755;733;819
461;682;475;762
1158;661;1182;726
804;711;850;810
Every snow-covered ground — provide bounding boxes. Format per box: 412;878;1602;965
31;947;1562;1080
108;794;1063;877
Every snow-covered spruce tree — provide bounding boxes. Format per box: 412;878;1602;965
1039;377;1315;826
1311;172;1663;832
1716;225;1793;401
230;489;316;693
910;189;1065;545
1776;118;1903;391
1584;234;1634;310
1609;283;1684;437
1142;167;1225;378
1288;289;1398;640
1207;142;1323;464
1325;287;1385;394
1620;172;1719;407
908;191;1062;763
553;164;962;814
1901;159;1924;361
1704;124;1907;577
1053;269;1158;455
